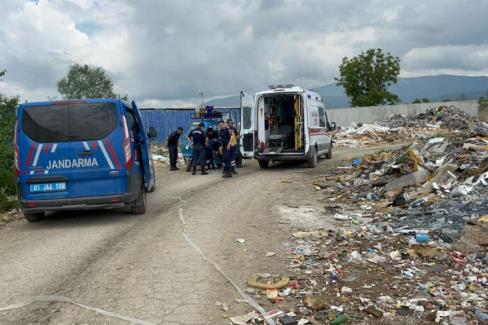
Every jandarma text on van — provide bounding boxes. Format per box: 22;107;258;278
46;158;99;170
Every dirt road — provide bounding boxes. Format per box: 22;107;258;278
0;144;405;325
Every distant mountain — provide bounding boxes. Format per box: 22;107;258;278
315;75;488;108
205;75;488;108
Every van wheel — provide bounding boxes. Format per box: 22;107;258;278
131;187;146;215
185;159;193;172
307;147;318;168
258;160;269;169
24;212;44;222
325;143;332;159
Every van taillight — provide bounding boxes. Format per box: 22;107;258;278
259;141;266;152
13;121;19;176
121;116;132;169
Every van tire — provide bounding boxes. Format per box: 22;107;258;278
307;147;318;168
24;212;44;222
185;159;193;172
258;160;269;169
131;187;146;215
325;142;332;159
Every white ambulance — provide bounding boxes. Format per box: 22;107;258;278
240;85;335;168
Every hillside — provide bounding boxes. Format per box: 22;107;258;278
205;75;488;108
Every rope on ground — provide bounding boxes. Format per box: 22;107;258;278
177;202;276;325
0;295;156;325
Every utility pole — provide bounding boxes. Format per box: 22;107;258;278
198;89;204;107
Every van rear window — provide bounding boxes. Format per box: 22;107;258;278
22;103;118;143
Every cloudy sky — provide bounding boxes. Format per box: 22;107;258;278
0;0;487;106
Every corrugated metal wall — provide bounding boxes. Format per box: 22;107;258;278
140;108;240;143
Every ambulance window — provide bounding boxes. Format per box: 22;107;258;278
242;106;252;130
318;106;326;127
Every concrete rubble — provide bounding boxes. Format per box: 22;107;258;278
232;106;488;324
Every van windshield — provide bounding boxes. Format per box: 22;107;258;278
22;103;118;143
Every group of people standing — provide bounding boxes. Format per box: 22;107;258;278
166;119;239;178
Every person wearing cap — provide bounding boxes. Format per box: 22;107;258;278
166;126;184;171
188;122;208;175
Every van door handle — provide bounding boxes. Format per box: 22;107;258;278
78;150;93;157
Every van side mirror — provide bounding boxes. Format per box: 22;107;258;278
147;127;157;140
327;122;336;131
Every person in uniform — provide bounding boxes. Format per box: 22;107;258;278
166;127;183;171
188;123;208;175
218;120;232;178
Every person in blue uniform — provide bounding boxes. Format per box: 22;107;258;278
188;123;208;175
166;126;183;171
218;120;232;178
205;127;217;170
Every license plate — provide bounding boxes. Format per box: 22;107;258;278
29;182;66;193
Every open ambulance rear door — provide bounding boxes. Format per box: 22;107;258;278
240;91;255;158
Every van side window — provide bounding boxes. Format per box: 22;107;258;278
318;106;326;128
124;108;138;133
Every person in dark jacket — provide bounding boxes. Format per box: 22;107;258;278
218;120;232;178
167;127;183;171
205;127;217;170
188;122;208;175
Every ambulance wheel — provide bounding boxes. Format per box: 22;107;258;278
24;212;44;222
307;147;318;168
325;143;332;159
131;187;146;215
258;160;269;169
185;159;193;172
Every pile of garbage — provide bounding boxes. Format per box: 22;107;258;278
316;131;488;243
334;105;488;147
229;106;488;324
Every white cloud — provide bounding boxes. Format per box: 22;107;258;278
0;0;487;105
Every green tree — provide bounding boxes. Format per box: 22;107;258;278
57;64;116;99
0;70;19;210
478;96;487;104
412;98;421;104
336;48;401;107
422;98;430;103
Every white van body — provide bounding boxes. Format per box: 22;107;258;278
240;85;334;168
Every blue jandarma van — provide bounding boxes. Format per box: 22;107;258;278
15;99;156;222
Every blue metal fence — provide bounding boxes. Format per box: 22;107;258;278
140;108;240;144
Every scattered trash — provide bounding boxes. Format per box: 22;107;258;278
215;301;229;312
247;274;290;290
229;311;260;325
365;305;383;318
330;314;349;325
235;238;246;244
256;106;488;325
303;295;328;310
